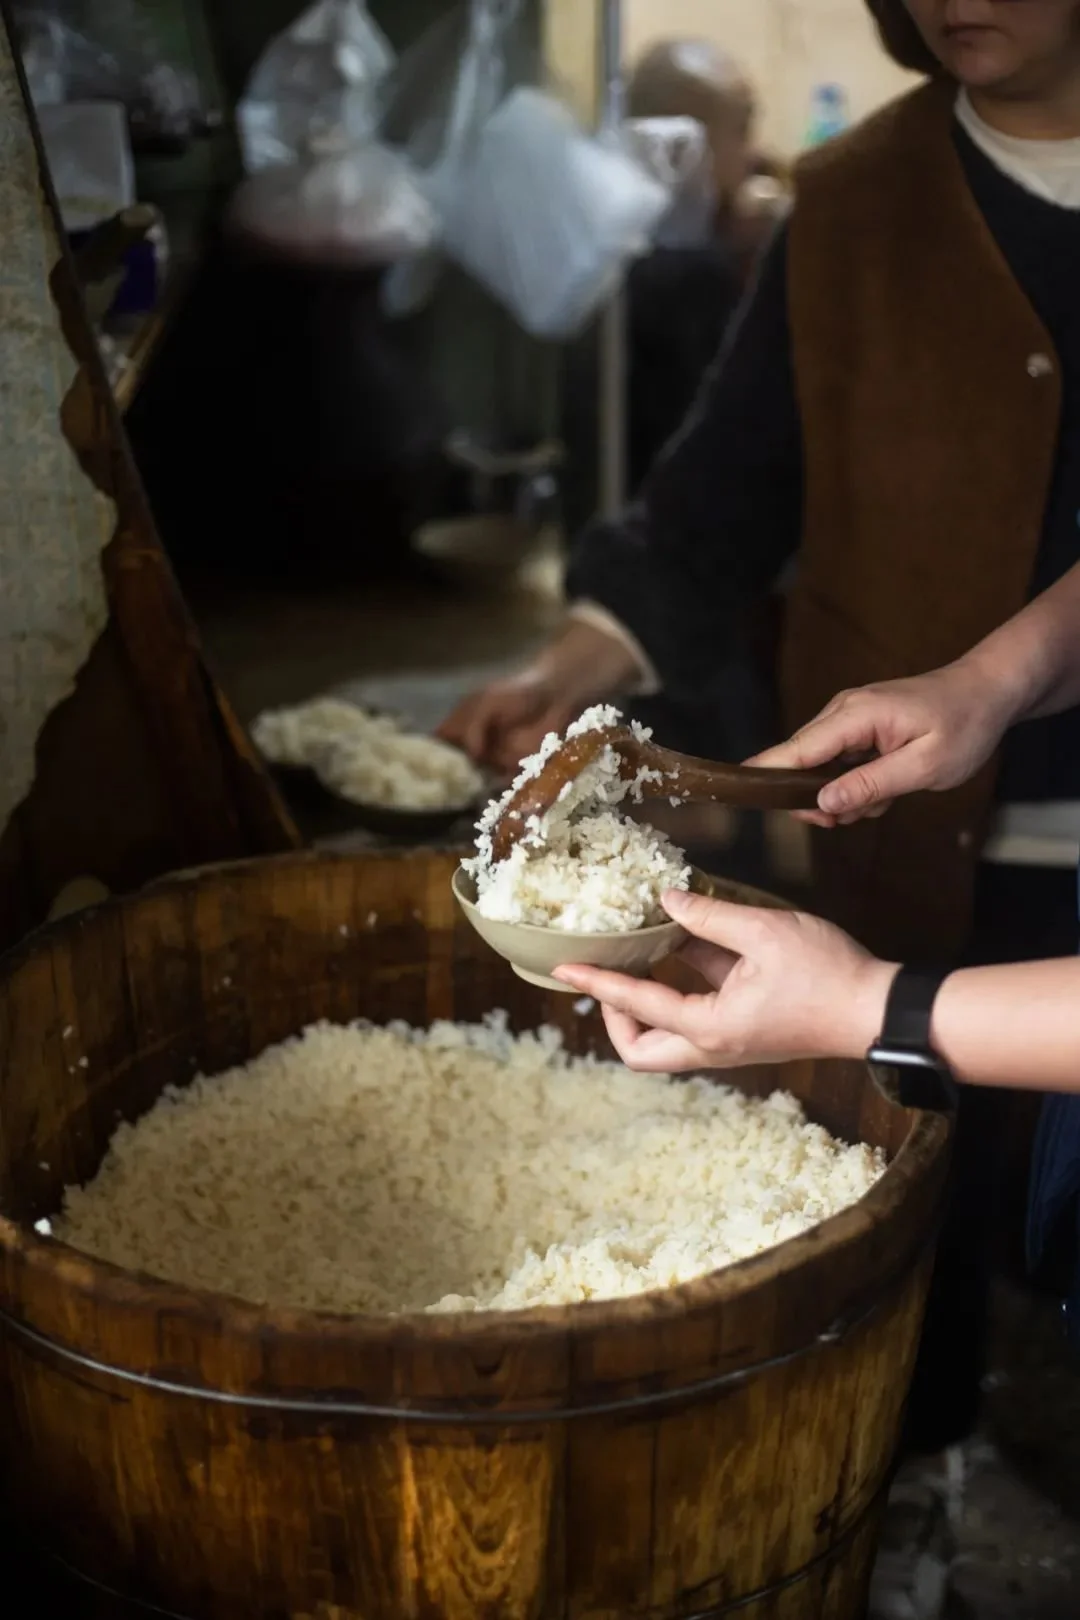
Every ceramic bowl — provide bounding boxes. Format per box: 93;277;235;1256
269;763;482;842
451;866;715;993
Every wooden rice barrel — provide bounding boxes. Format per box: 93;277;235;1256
0;851;949;1619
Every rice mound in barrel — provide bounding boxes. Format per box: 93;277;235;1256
53;1016;885;1315
465;705;691;932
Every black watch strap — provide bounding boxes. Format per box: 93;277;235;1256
867;964;958;1113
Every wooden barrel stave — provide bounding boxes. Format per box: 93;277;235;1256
1;1282;922;1617
0;851;950;1618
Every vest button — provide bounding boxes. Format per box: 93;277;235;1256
1027;352;1053;378
958;829;974;850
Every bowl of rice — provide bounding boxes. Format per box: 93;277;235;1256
452;862;714;990
251;697;486;839
455;704;706;991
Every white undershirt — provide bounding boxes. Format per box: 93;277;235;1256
955;88;1080;208
572;92;1080;867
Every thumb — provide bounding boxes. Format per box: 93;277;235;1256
818;742;930;816
748;706;873;773
662;890;774;952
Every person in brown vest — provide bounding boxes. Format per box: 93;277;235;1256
440;0;1080;1518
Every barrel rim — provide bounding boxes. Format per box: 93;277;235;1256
0;850;950;1362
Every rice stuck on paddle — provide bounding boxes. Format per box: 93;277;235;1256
464;706;691;932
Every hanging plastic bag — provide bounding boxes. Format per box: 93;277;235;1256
624;116;715;249
16;11;73;107
229;0;435;269
438;85;669;340
379;0;522;319
227;137;436;268
13;5;204;148
236;0;395;174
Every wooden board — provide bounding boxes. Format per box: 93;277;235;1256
0;7;299;954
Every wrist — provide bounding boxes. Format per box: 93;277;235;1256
954;635;1048;735
538;620;640;704
927;971;960;1070
842;957;899;1060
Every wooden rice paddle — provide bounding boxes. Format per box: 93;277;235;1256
490;724;855;864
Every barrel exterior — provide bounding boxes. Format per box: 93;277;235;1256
0;852;949;1619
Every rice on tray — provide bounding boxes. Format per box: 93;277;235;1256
251;697;483;812
465;705;691;931
52;1016;884;1315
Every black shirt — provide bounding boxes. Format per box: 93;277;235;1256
567;122;1080;804
560;240;743;538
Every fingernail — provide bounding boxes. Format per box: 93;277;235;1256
553;965;584;983
663;888;691;908
819;786;847;815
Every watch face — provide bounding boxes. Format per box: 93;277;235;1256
868;1052;957;1114
867;1045;941;1071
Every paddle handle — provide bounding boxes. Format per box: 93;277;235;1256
634;745;860;812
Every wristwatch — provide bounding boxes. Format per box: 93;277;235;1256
867;965;958;1113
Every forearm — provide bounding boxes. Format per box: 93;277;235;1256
959;559;1080;726
534;617;642;702
929;959;1080;1090
849;957;1080;1092
567;602;660;694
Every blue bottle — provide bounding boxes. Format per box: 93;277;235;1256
805;84;849;147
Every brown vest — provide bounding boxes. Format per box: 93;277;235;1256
782;82;1062;961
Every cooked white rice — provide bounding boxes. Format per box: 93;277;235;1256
251;698;483;812
251;698;370;769
465;705;690;931
53;1018;884;1315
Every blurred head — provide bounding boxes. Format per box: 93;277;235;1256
628;39;756;205
867;1;1080;98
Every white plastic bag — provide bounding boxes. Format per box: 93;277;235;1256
440;87;669;339
15;6;204;144
17;13;71;107
380;0;522;318
380;0;666;334
236;0;395;174
230;0;435;268
624;116;715;249
227;137;436;268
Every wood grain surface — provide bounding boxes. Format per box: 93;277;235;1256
0;9;298;957
0;851;950;1618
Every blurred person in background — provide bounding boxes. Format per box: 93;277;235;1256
620;39;787;508
560;40;788;859
443;2;1080;1604
563;38;787;536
